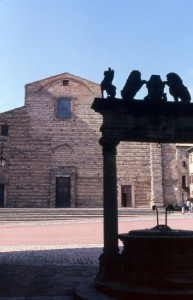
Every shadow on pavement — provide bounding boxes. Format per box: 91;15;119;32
0;247;102;297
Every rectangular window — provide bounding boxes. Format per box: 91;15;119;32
63;80;69;86
182;161;187;168
1;125;9;136
182;175;187;187
57;98;71;119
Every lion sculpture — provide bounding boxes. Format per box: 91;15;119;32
121;70;146;100
101;67;116;98
165;73;191;103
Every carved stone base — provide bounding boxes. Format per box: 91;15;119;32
96;280;193;300
96;253;122;282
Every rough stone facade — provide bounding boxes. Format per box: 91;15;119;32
0;72;186;208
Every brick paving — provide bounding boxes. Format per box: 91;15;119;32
0;213;193;299
0;244;102;299
0;244;101;266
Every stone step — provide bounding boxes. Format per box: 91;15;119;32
0;208;156;214
0;297;73;300
0;208;162;222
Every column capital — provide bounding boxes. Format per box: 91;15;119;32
99;138;119;148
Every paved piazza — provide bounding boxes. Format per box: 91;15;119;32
0;244;102;266
0;213;193;299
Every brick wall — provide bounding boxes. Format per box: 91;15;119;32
0;72;181;208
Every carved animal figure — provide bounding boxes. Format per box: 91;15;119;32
101;67;116;98
121;70;146;100
165;73;191;103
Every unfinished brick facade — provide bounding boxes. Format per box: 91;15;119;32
0;72;184;208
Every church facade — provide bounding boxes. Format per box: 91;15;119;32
0;73;188;208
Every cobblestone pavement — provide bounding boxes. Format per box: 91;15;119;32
0;244;102;299
0;213;193;299
0;218;104;299
0;244;102;266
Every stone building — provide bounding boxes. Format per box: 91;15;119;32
0;72;187;208
176;144;192;202
187;146;193;199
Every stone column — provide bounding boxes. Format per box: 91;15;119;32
100;139;119;257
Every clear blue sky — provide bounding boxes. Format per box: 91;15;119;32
1;0;193;112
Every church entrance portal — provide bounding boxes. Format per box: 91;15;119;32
0;184;4;207
55;177;71;208
121;185;132;207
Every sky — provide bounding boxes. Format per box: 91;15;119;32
1;0;193;112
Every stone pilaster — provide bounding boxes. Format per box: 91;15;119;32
150;143;164;207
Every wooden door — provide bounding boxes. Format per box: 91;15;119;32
121;185;132;207
55;177;71;208
0;184;4;207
